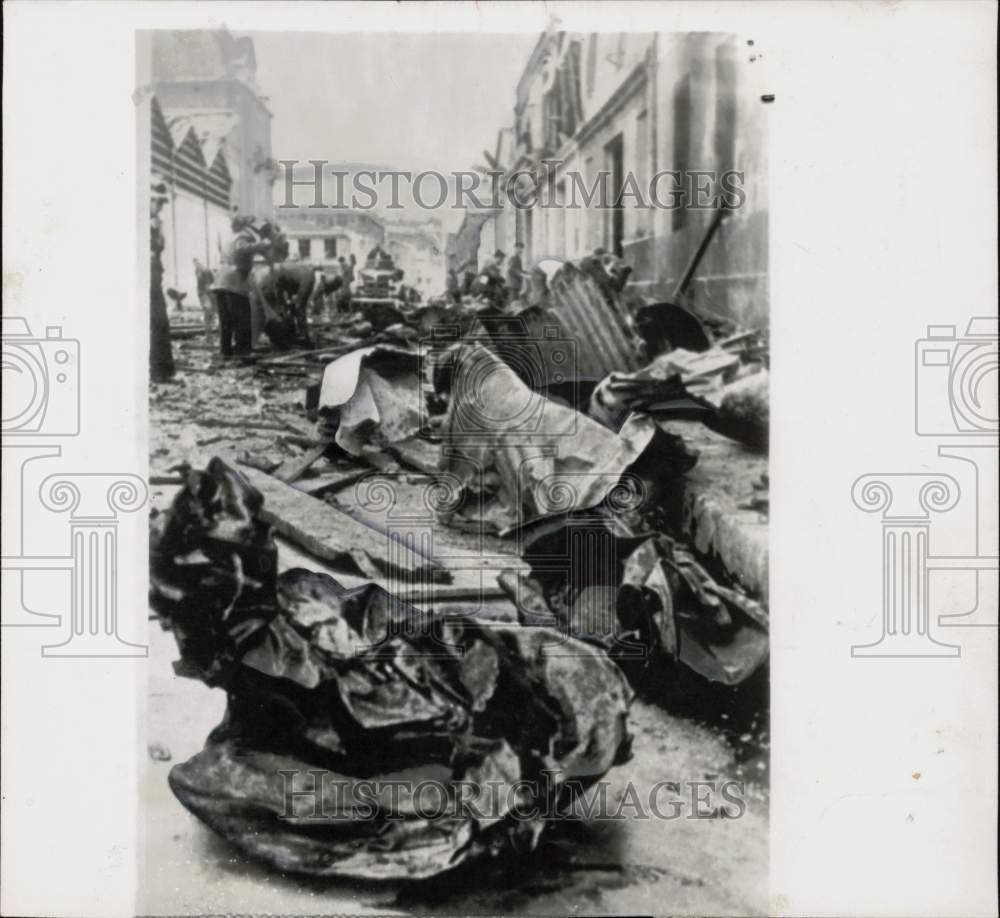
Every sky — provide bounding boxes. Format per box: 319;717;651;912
251;32;540;175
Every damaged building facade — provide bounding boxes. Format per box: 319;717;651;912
143;28;275;303
467;29;769;329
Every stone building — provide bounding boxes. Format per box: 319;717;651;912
466;29;770;329
279;210;385;272
142;28;275;308
149;29;275;220
149;96;234;308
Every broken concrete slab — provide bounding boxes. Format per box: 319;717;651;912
657;420;769;603
231;462;449;585
705;369;769;451
273;440;329;483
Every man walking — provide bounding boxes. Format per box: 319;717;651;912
211;215;274;358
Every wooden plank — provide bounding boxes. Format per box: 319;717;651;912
274;441;329;484
193;418;290;433
232;464;450;586
296;466;373;497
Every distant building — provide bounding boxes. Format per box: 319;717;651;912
464;29;770;329
279;210;385;270
275;163;450;292
384;218;446;297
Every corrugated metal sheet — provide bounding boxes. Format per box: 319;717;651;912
548;262;642;379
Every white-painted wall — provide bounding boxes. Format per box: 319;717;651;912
158;187;231;309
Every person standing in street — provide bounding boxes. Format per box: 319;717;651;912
336;255;355;315
211;215;274;358
473;250;507;308
506;242;525;303
149;183;175;381
446;259;461;305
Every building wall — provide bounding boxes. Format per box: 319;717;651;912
151;96;233;304
504;30;769;329
644;33;769;329
158;187;231;306
154;80;273;219
283;226;379;270
448;211;492;276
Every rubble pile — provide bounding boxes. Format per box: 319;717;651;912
151;254;770;881
150;459;632;880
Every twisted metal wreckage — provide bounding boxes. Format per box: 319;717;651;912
150;253;770;880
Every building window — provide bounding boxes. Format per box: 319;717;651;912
556;179;568;258
635;110;651;238
324;237;337;259
297;238;310;260
672;75;692;232
604;134;625;258
586;34;597;96
714;43;738;175
583;156;595;251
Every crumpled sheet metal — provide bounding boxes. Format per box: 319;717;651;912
499;517;768;687
547;261;642;380
150;458;632;881
316;346;422;456
437;344;656;532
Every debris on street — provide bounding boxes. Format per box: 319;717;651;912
316;346;423;456
150;238;770;886
150;458;633;880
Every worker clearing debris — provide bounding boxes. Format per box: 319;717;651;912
209;215;280;359
255;261;343;349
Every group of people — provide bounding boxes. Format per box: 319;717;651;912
196;215;361;358
446;243;525;310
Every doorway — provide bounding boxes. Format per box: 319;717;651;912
604;133;624;257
